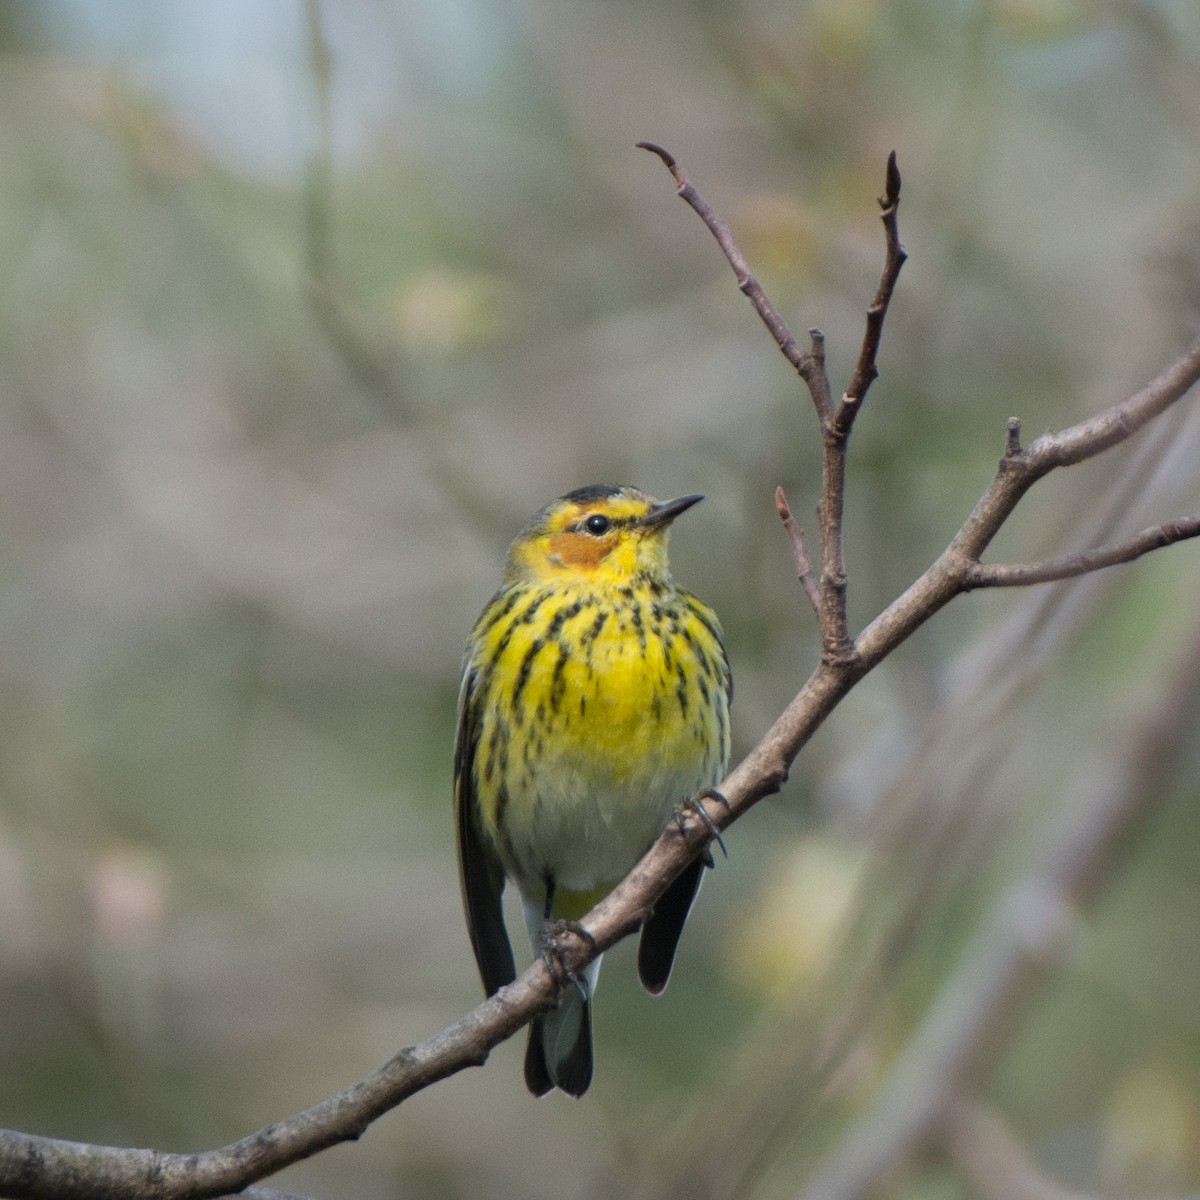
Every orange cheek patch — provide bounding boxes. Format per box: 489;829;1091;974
547;531;611;570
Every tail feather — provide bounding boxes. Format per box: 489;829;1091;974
525;985;593;1097
523;1016;554;1097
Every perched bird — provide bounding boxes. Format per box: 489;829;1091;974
454;484;731;1097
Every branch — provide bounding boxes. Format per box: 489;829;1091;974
965;514;1200;588
776;485;822;614
0;953;578;1200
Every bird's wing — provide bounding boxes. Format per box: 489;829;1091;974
454;662;517;997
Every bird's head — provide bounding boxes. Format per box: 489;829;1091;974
504;484;703;587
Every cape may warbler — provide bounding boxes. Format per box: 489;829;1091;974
454;484;731;1096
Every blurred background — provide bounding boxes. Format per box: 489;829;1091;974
0;2;1199;1198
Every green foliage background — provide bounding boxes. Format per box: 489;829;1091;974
0;2;1198;1198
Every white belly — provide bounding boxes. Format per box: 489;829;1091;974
507;749;712;894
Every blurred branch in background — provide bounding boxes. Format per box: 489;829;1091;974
301;0;406;411
298;0;512;545
802;612;1200;1200
939;1100;1088;1200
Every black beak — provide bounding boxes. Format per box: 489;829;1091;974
639;493;704;530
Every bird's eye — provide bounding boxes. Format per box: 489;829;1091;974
584;513;610;535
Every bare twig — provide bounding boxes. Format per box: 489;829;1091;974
776;485;822;614
0;961;548;1200
966;514;1200;588
636;141;833;421
838;150;907;429
816;151;905;659
815;421;855;666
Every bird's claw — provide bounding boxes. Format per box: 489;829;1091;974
673;788;730;860
539;919;595;999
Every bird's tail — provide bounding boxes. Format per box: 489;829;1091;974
524;954;601;1097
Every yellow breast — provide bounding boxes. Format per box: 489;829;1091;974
465;579;730;893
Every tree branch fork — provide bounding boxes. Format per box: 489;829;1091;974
4;148;1200;1200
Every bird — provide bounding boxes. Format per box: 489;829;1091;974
454;484;731;1096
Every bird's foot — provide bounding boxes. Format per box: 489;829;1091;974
673;788;730;863
539;919;596;1000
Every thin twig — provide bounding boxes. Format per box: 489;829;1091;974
966;514;1200;588
776;485;822;614
815;423;855;664
837;150;907;432
636;141;832;420
818;152;905;659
